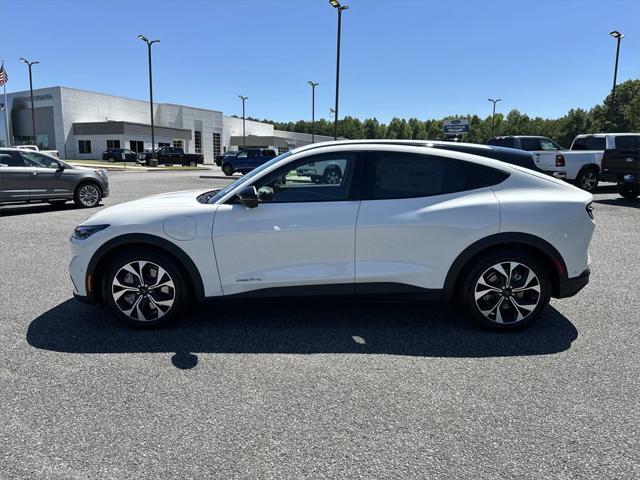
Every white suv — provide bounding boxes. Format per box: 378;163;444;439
69;141;594;330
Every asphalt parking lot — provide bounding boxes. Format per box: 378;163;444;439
1;171;638;479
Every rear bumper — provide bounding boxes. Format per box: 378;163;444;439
600;171;640;185
556;267;590;299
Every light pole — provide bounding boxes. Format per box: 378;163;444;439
329;0;348;140
19;58;39;145
308;81;319;143
609;30;624;105
239;95;248;149
488;98;502;137
138;35;159;159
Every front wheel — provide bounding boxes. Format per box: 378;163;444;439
222;163;234;176
323;167;342;185
187;160;197;167
462;250;551;331
576;168;599;192
107;157;116;163
102;250;188;328
74;182;102;208
617;183;639;199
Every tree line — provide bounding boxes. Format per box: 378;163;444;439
247;79;639;148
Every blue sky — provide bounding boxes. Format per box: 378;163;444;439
1;0;638;123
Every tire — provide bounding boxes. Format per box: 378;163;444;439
74;182;102;208
323;166;342;185
575;168;599;192
617;183;639;199
222;163;234;176
102;249;188;328
461;250;551;331
107;157;116;163
187;160;197;167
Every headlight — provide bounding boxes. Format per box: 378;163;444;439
586;202;594;220
94;169;108;178
72;224;110;240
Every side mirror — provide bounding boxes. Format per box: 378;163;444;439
237;185;258;208
55;162;65;171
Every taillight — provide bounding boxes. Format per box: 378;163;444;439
586;202;594;220
556;155;565;167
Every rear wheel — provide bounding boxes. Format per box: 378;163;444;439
107;157;116;163
187;160;197;167
462;250;551;330
617;183;639;199
74;182;102;208
102;250;188;328
222;163;234;176
576;168;599;192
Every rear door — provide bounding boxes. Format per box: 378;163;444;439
0;151;31;202
355;151;502;292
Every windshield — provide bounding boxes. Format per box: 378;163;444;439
207;151;293;204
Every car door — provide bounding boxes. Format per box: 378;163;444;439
20;151;73;200
0;151;31;202
212;151;362;296
355;151;502;293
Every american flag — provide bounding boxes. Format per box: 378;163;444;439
0;63;8;86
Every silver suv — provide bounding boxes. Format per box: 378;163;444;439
0;148;109;208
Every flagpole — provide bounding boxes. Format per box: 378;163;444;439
1;61;9;147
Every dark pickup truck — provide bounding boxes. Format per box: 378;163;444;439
600;136;640;199
221;148;277;175
137;147;204;167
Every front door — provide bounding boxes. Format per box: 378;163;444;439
0;151;31;202
20;151;74;200
212;152;361;296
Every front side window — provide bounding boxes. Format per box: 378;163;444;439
253;153;357;203
366;152;508;200
78;140;92;154
21;151;60;169
539;138;562;151
572;137;605;150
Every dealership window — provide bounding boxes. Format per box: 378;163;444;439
212;132;221;157
78;140;92;154
129;140;144;153
173;139;184;149
277;147;290;155
194;130;202;154
158;142;170;148
107;139;121;149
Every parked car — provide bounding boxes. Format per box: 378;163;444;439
599;134;640;199
215;150;239;167
137;147;204;167
15;144;60;158
221;148;277;175
70;140;594;331
0;148;109;208
102;148;138;163
487;135;603;191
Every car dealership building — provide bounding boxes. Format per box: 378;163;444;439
0;86;332;162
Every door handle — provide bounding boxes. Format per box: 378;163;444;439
32;172;39;175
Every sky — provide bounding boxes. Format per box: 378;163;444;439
0;0;638;123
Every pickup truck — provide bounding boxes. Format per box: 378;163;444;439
16;145;60;158
221;148;277;175
137;147;204;167
487;135;602;191
599;135;640;199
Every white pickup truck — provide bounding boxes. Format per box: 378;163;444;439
15;145;60;158
487;134;640;191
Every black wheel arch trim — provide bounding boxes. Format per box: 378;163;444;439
85;233;205;304
443;232;568;300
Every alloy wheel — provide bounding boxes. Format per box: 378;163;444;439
474;261;541;324
324;170;341;184
579;171;598;191
79;184;100;207
111;260;176;322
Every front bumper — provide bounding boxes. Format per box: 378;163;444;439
556;267;590;299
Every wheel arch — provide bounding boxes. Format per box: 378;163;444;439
443;232;568;300
75;178;103;195
86;233;205;305
578;163;600;173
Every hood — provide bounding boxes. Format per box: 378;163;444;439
121;189;210;208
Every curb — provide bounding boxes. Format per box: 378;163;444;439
199;175;239;180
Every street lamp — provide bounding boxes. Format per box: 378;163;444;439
329;0;348;140
239;95;248;149
138;35;160;159
609;30;624;105
307;81;319;143
488;98;502;137
19;57;39;145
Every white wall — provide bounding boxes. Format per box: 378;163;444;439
222;116;274;151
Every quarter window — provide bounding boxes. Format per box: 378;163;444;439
78;140;92;154
366;152;508;200
253;153;357;203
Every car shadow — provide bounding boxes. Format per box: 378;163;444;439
0;202;103;217
594;197;639;208
27;298;578;369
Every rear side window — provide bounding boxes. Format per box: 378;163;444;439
0;152;25;167
572;137;606;150
615;135;640;149
366;152;508;200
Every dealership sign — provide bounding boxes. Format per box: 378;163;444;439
442;119;469;134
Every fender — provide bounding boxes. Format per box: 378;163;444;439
442;232;568;300
85;233;205;303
